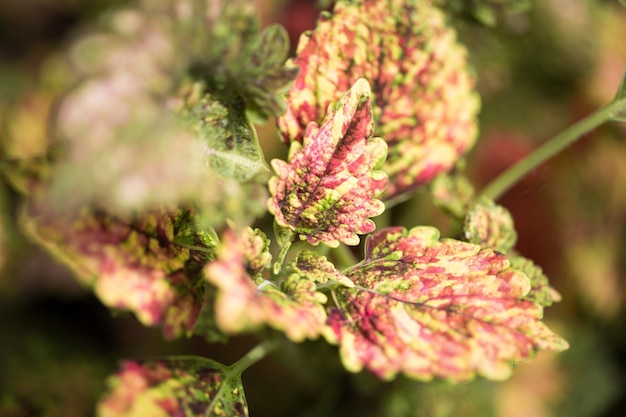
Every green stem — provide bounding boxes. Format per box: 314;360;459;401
205;339;279;416
228;338;280;376
332;244;358;270
480;98;626;201
273;241;292;275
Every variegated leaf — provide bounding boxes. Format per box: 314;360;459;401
204;228;328;342
269;79;388;247
97;357;247;417
328;226;568;382
22;204;214;339
278;0;479;199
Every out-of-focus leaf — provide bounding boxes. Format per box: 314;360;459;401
464;197;517;253
48;0;283;219
510;256;561;308
269;79;388;247
189;1;297;120
235;24;299;121
204;228;328;342
97;357;247;417
430;169;476;219
328;226;568;382
278;0;479;199
22;204;215;339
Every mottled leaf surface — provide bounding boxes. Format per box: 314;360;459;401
510;256;562;307
269;79;387;247
430;170;476;219
22;204;214;339
464;197;517;253
328;226;568;382
97;357;247;417
204;228;328;342
175;80;268;181
291;250;355;288
278;0;479;198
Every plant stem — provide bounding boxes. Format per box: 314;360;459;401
205;339;280;416
332;244;358;269
229;338;279;375
480;98;626;201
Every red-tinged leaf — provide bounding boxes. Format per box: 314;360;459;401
21;204;213;339
464;197;518;253
268;79;388;247
328;226;569;382
278;0;480;199
204;229;328;342
97;357;247;417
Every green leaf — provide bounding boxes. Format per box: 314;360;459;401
97;357;248;417
278;0;480;199
463;197;518;253
269;79;388;247
430;169;476;219
22;204;214;339
510;255;562;308
328;226;568;382
176;81;269;181
204;228;328;342
236;24;299;121
290;250;355;288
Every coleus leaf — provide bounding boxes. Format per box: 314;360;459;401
22;204;214;339
278;0;479;199
175;80;269;181
290;250;355;288
464;197;517;253
235;24;300;121
204;228;328;342
328;226;568;382
430;169;476;219
510;256;562;308
268;79;388;247
50;0;275;218
189;1;297;121
97;357;247;417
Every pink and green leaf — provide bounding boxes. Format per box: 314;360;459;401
278;0;480;199
97;357;247;417
464;197;518;253
328;226;568;382
204;228;328;342
268;78;388;247
22;204;213;339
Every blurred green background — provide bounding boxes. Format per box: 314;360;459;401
1;1;625;416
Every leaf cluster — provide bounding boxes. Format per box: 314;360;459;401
0;1;590;416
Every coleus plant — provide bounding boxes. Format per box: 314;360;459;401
9;0;626;415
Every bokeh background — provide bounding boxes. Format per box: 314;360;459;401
1;0;625;416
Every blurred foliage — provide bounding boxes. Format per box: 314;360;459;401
1;0;626;416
